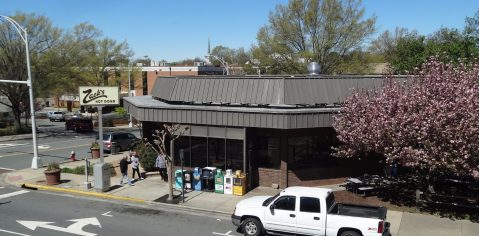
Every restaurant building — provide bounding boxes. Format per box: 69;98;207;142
123;74;386;189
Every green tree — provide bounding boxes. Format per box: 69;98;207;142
252;0;376;74
0;12;63;130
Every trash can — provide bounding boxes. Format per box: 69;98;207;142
110;142;119;154
193;167;202;191
233;170;247;196
214;169;224;194
223;169;234;195
175;169;186;191
201;167;217;192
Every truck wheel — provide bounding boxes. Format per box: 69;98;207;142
242;218;263;236
340;230;361;236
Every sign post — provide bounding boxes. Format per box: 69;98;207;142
79;86;119;192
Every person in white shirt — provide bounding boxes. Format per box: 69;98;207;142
131;152;143;180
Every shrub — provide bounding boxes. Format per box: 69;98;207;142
114;107;128;116
62;165;93;175
46;162;60;172
133;141;158;172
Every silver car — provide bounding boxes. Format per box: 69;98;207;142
102;132;139;152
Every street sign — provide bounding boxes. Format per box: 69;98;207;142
79;86;119;106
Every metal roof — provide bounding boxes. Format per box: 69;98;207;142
123;96;337;129
151;75;399;107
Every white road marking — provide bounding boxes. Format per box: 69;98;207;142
0;228;31;236
0;167;15;171
0;190;29;200
212;230;235;235
38;145;50;149
0;187;4;189
0;143;28;148
101;211;113;217
18;217;101;236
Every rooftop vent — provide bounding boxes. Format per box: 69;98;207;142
307;62;320;75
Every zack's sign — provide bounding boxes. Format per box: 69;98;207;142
79;86;119;106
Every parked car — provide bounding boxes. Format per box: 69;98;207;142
65;118;93;132
102;132;139;153
232;186;389;236
49;111;65;122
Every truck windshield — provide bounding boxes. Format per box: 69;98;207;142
326;192;336;211
262;193;280;207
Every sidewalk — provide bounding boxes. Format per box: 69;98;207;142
2;151;478;236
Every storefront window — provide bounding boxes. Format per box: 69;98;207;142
208;138;225;168
226;140;243;171
190;137;207;168
256;136;280;169
174;136;191;166
288;132;337;170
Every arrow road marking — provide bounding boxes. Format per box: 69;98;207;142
0;190;29;200
17;217;101;236
0;228;31;236
101;211;113;217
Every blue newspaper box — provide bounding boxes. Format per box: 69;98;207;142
175;169;186;191
193;167;202;191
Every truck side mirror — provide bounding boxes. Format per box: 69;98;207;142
269;204;275;215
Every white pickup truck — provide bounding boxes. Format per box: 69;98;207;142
232;186;389;236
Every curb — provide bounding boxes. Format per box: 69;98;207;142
21;183;146;204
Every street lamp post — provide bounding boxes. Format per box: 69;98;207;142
0;15;40;169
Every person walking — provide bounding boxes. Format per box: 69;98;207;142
119;155;134;186
155;154;167;182
131;152;143;180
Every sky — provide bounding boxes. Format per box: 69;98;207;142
1;0;479;62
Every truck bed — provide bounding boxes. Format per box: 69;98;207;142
329;203;387;219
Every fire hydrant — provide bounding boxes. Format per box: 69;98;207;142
70;151;77;161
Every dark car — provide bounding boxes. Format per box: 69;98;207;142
102;132;139;152
65;118;94;132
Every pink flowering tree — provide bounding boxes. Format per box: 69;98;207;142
333;58;479;180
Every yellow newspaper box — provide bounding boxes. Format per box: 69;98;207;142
233;171;247;196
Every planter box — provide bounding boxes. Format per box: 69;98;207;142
44;170;61;185
91;148;100;158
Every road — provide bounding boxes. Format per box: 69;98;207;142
0;118;140;171
0;185;241;236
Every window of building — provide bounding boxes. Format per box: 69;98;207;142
174;136;191;166
300;197;321;213
208;138;225;168
256;136;280;169
190;137;207;167
288;129;338;170
226;140;243;171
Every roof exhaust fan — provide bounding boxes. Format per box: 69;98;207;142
307;62;320;75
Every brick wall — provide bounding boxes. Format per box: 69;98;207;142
258;168;280;187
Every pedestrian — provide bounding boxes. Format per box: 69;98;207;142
155;154;167;182
119;155;134;186
131;152;143;180
391;160;399;179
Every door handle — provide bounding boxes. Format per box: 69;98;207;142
314;217;320;220
289;214;296;218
